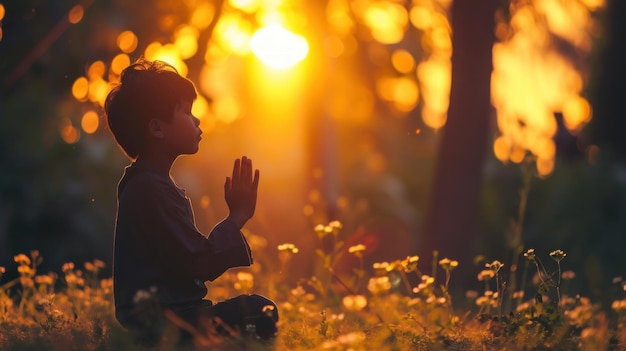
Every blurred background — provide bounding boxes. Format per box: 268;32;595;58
1;0;624;307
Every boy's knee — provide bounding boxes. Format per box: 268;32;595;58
212;294;279;339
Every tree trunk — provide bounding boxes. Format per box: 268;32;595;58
422;0;497;286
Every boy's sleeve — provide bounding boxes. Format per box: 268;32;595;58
200;218;253;282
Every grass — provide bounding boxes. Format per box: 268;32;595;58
1;228;626;350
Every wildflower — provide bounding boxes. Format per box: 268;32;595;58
0;266;5;276
512;290;524;299
100;278;113;290
372;261;390;276
84;261;96;272
612;299;626;311
550;249;567;262
439;258;459;271
62;262;75;272
421;275;435;285
524;248;536;261
314;224;329;239
401;255;419;272
336;331;366;345
14;254;31;265
17;265;35;276
413;275;435;294
342;294;368;311
516;302;531;312
561;270;576;280
262;304;275;313
19;276;34;288
35;274;54;285
291;285;306;297
133;290;151;303
94;259;106;269
234;271;254;291
330;313;345;321
386;260;403;272
328;220;343;230
485;260;504;273
367;276;391;294
477;269;495;281
277;243;299;253
612;276;623;284
348;244;366;255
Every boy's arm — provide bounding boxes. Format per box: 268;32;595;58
193;156;259;281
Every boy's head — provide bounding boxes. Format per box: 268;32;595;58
104;59;197;160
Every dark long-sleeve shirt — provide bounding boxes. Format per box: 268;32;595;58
112;162;252;322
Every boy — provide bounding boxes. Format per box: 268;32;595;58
104;59;278;345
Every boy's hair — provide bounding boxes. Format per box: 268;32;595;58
104;59;197;160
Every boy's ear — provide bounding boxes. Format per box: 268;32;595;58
148;119;165;139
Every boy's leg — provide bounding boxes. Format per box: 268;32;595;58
209;294;279;339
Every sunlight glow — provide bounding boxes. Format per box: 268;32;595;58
190;3;215;30
249;24;309;69
363;2;407;44
174;25;199;59
491;1;602;175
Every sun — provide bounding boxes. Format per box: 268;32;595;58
249;24;309;69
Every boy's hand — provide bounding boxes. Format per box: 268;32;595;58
225;156;260;229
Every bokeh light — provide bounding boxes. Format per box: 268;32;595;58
81;111;99;134
249;24;309;69
68;5;84;24
491;0;599;175
117;31;138;53
59;118;80;144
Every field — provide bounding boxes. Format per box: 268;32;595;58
1;221;625;351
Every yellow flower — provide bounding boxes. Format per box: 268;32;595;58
477;269;495;281
14;254;31;266
0;266;5;274
550;249;567;262
439;258;459;271
100;278;113;289
524;248;536;261
234;271;254;291
62;262;75;272
367;276;391;294
277;243;299;253
342;294;368;311
485;260;504;273
19;276;34;288
84;261;96;272
17;265;34;276
348;244;366;254
402;255;419;272
35;274;54;285
328;220;343;230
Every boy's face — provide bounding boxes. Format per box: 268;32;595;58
160;100;202;156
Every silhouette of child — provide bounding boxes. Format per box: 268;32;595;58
104;58;278;345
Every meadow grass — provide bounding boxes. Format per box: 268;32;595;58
1;226;626;351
